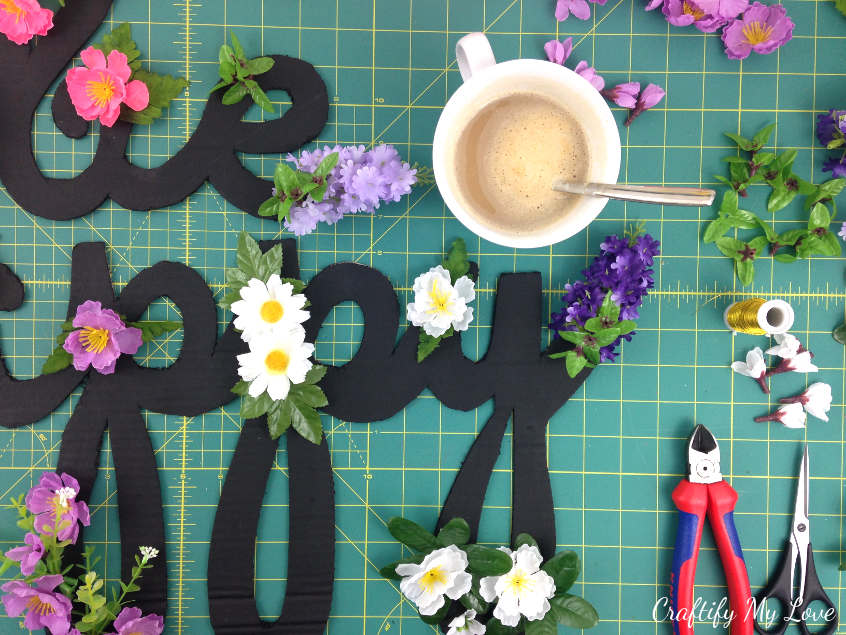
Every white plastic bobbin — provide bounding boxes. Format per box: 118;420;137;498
723;298;795;336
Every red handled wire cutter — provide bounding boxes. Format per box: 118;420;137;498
670;425;754;634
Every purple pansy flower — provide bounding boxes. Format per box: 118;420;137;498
5;532;45;576
556;0;592;20
817;109;846;147
1;574;72;635
601;82;640;108
551;233;659;362
574;60;605;91
823;156;846;178
721;3;794;60
62;300;142;375
26;472;90;544
544;38;574;65
106;606;164;635
625;83;665;126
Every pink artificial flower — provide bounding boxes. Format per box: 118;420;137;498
1;575;72;635
625;83;665;126
662;0;728;31
721;2;794;60
5;532;45;576
697;0;749;20
544;37;574;65
574;60;605;91
25;472;90;544
0;0;53;45
601;82;641;108
106;607;164;635
556;0;592;20
65;47;150;127
62;300;143;374
645;0;666;10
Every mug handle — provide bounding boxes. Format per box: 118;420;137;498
456;32;497;81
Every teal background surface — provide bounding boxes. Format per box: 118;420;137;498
0;0;845;633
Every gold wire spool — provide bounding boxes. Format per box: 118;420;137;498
724;298;794;336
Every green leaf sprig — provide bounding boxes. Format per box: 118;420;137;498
549;293;635;378
223;232;328;443
41;319;182;375
212;33;276;113
258;152;340;223
705;123;844;285
835;0;846;17
92;23;188;126
380;516;599;632
416;238;476;363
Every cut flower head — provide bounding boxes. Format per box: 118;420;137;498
236;328;315;402
62;300;143;375
407;265;475;338
231;274;310;342
479;544;556;627
109;606;164;635
25;472;90;544
721;3;794;60
1;574;72;635
396;545;472;616
66;48;150;127
780;382;832;422
0;0;52;45
754;402;807;429
730;346;768;393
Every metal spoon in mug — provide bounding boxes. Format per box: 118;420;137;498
553;180;716;207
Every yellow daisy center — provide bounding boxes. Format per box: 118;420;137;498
259;299;284;324
264;349;290;375
505;569;534;595
426;279;451;315
742;21;774;45
418;566;448;593
682;1;704;19
86;72;117;108
80;326;110;353
26;595;55;617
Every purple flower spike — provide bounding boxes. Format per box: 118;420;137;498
574;60;605;91
721;2;794;60
624;84;665;126
556;0;592;20
107;607;165;635
26;472;90;544
1;574;72;635
601;82;640;108
544;38;574;65
5;532;45;576
62;300;143;375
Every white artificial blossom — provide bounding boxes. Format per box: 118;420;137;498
479;544;556;627
236;328;314;401
446;609;486;634
755;402;807;429
406;265;475;338
782;351;818;374
765;333;802;359
396;545;472;616
731;347;768;392
781;382;832;421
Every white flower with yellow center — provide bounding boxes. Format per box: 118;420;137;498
236;328;314;401
479;544;556;627
406;266;475;338
395;545;472;616
231;274;310;342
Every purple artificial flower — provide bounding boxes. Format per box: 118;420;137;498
350;165;388;207
106;606;164;635
662;0;728;31
645;0;665;10
556;0;592;20
1;574;72;635
839;222;846;241
698;0;748;20
721;3;794;60
62;300;142;375
823;156;846;178
624;83;665;126
550;233;659;362
5;532;45;576
544;38;574;65
601;82;640;108
816;110;846;147
574;60;605;91
26;472;90;544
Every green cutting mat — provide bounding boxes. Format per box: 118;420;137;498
1;0;846;633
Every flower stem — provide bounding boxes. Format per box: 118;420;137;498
754;413;778;423
755;375;770;394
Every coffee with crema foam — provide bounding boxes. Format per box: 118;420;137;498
453;92;590;236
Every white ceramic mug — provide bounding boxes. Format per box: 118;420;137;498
432;32;621;249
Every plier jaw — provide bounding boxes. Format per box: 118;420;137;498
687;424;722;484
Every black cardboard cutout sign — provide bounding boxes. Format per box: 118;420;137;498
0;0;328;220
0;241;587;633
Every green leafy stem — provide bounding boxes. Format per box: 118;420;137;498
381;516;599;633
212;32;276;113
258;153;340;223
705;123;844;285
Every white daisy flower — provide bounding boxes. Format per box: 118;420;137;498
237;329;314;401
396;545;472;616
231;274;310;342
479;544;556;627
780;382;832;422
755;402;807;429
406;265;475;338
447;609;486;634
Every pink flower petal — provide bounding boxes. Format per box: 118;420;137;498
99;103;121;127
123;79;150;111
80;47;107;70
106;49;132;83
570;0;593;20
